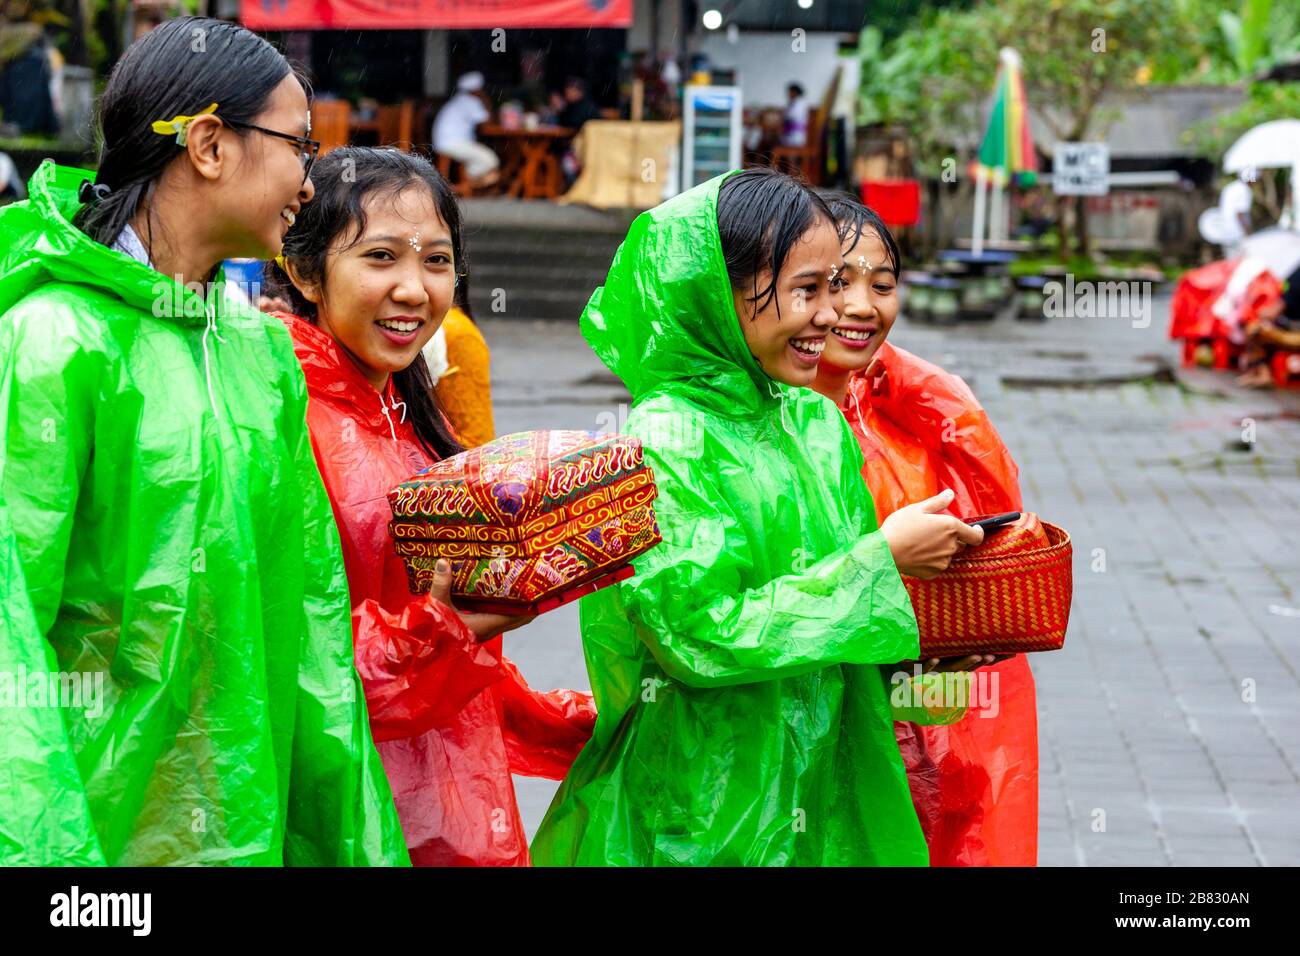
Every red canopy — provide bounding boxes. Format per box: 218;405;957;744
241;0;632;31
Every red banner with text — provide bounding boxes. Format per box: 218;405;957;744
241;0;632;31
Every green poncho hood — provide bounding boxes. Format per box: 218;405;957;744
581;172;779;415
0;162;409;865
534;175;927;866
0;162;218;320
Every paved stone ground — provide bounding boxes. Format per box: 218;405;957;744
485;294;1300;866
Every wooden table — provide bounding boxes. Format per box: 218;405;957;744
479;125;576;199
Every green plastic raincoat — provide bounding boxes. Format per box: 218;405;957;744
0;162;409;866
531;174;928;866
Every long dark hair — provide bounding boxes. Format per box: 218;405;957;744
717;168;833;320
819;191;902;275
74;17;301;251
263;147;463;462
453;267;474;322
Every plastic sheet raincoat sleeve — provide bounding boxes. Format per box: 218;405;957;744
282;371;411;867
494;652;597;779
616;413;919;689
351;595;505;742
0;307;104;865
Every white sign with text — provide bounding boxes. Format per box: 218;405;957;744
1053;142;1110;196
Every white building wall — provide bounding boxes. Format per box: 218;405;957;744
698;30;844;107
630;0;846;108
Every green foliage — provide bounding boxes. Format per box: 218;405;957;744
977;0;1186;140
1183;82;1300;158
858;0;1270;258
860;0;1300;159
860;0;1190;160
857;13;996;168
1143;0;1235;83
1238;0;1273;72
1135;0;1300;82
863;0;977;43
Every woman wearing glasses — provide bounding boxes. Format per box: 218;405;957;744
0;18;407;865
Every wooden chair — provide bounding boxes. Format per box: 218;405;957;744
770;68;839;186
311;99;352;155
377;101;415;151
434;153;475;197
770;106;825;185
411;100;436;154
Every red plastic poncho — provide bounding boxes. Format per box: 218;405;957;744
840;341;1039;866
1168;258;1282;342
281;314;596;866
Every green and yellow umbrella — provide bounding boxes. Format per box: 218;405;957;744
971;48;1038;255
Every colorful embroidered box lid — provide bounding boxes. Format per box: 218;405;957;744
388;430;662;612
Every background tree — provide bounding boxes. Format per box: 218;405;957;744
858;0;1267;259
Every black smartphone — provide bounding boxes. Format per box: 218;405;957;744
967;511;1021;534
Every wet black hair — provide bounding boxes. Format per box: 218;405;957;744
263;147;464;462
453;268;475;322
716;167;834;320
819;191;902;276
74;17;304;251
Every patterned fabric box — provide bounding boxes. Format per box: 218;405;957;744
388;430;663;614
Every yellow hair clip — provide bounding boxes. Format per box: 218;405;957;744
150;102;218;146
274;255;287;270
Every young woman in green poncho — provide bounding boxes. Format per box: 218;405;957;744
531;169;983;866
0;19;406;865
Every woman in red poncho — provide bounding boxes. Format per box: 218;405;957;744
812;195;1039;866
264;146;596;866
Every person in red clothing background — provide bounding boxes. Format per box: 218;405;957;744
263;146;596;866
811;194;1040;867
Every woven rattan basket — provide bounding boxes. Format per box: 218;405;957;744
902;518;1073;658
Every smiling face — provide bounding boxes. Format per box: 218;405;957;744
291;183;456;391
732;215;845;388
213;74;316;259
821;229;899;373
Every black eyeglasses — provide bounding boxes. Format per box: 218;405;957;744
222;118;321;182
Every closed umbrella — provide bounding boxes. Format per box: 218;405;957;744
971;48;1038;255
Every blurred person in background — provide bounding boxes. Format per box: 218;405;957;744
0;3;61;137
433;71;500;190
782;82;809;148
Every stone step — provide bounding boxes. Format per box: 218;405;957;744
455;203;630;321
467;286;594;322
467;261;612;286
462;236;619;269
